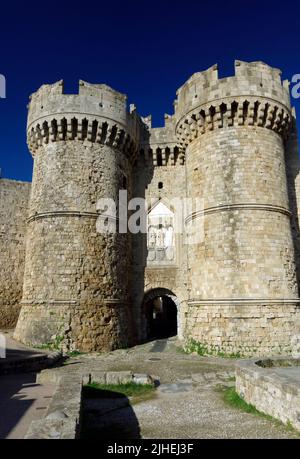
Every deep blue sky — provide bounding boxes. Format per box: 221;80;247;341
0;0;299;181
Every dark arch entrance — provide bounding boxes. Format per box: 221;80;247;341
142;288;179;340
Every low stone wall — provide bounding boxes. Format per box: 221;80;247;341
0;350;61;375
236;358;300;431
25;368;153;439
25;374;82;439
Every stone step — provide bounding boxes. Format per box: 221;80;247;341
0;350;62;375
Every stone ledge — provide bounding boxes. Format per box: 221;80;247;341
25;374;82;439
0;350;62;376
27;368;154;439
236;357;300;431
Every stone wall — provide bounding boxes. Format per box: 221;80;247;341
185;302;300;356
185;128;297;300
14;80;141;351
132;113;188;341
7;60;300;355
0;179;31;328
15;139;134;351
173;60;300;355
26;368;153;439
285;117;300;292
236;358;300;431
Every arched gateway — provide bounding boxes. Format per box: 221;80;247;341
142;288;181;341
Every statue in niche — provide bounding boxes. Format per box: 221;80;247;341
146;202;176;262
156;225;166;249
166;246;175;261
148;226;156;248
165;225;174;248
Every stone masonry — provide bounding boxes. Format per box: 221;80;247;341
1;60;300;355
0;179;31;327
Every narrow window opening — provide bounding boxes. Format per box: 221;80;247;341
157;151;163;167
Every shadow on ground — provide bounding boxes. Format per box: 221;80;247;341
81;386;141;439
0;373;37;438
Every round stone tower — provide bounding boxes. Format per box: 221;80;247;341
14;80;140;351
175;60;300;356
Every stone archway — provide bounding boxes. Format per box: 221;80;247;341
142;288;181;341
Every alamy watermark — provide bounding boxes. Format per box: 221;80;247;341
291;75;300;99
96;193;204;245
0;74;6;99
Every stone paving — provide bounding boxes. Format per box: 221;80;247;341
0;331;58;439
271;367;300;382
51;337;299;439
0;373;55;439
1;336;299;439
0;329;51;362
0;330;61;375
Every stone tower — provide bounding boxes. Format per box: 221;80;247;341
14;80;140;351
8;60;300;356
174;60;300;355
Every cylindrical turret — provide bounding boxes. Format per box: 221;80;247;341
175;61;300;356
14;80;140;351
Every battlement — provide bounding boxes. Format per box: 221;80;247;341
141;114;177;144
25;62;295;158
28;80;128;126
174;61;293;148
27;80;141;157
174;60;291;123
140;114;183;166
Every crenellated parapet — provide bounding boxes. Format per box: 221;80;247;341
174;60;293;148
27;80;142;159
140;114;184;166
176;97;292;149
